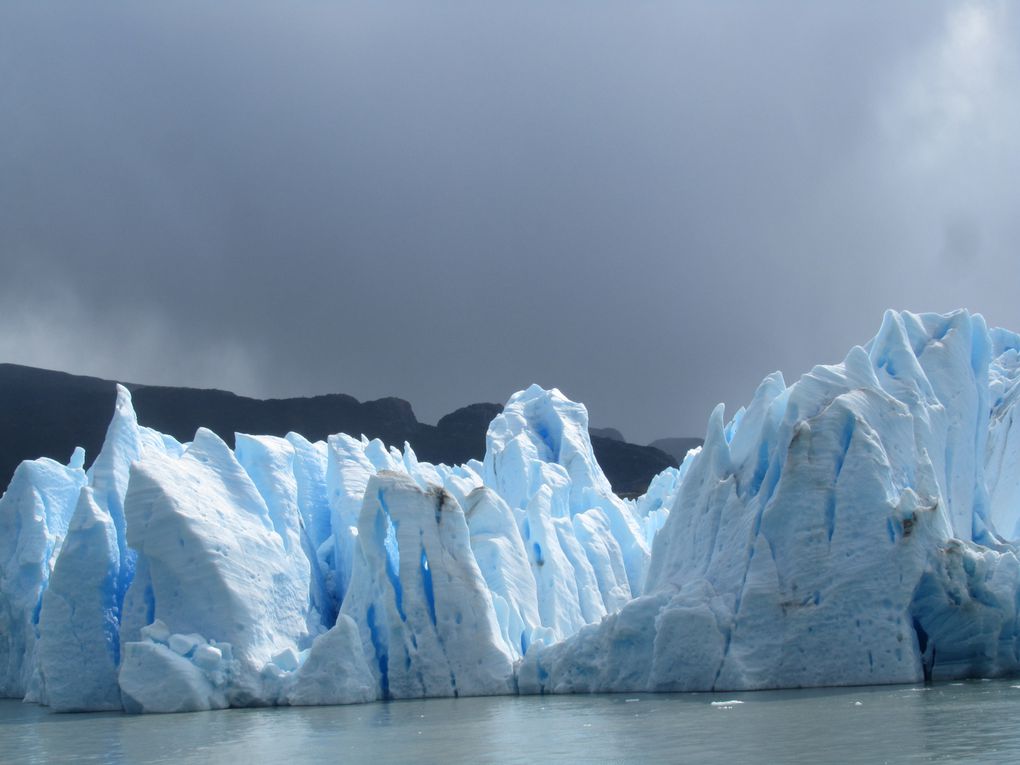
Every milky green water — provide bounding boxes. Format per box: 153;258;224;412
3;681;1020;764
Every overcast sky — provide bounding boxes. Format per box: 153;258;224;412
2;2;1019;443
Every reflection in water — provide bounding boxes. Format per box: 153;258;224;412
3;681;1020;764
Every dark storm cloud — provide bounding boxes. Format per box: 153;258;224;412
2;1;1019;443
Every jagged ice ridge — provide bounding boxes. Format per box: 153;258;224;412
2;310;1020;712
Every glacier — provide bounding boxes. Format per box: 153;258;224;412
3;309;1020;712
521;310;1020;692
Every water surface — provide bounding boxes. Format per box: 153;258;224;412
3;681;1020;763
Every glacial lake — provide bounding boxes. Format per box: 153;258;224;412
4;680;1020;763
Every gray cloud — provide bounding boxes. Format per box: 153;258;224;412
2;1;1019;443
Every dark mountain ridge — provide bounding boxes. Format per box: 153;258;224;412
0;363;681;496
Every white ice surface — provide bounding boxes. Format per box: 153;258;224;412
6;310;1020;713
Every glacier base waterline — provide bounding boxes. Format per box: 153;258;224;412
6;681;1020;765
3;309;1020;713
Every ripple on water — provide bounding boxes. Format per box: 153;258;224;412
3;681;1020;764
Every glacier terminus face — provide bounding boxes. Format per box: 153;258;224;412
3;310;1020;712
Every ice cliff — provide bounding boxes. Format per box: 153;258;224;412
0;381;650;711
521;310;1020;692
3;310;1020;712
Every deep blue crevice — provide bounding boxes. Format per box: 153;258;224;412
912;616;934;683
706;503;723;558
366;604;389;698
421;546;436;627
827;413;854;541
300;517;338;628
143;581;156;625
101;559;122;665
730;548;752;620
748;439;771;498
943;443;954;511
825;493;837;543
877;353;896;378
930;315;951;344
385;545;404;620
971;320;989;378
376;490;405;621
109;489;137;612
711;625;734;691
758;459;783;513
117;548;138;612
535;423;559;461
834;413;855;481
104;607;121;666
